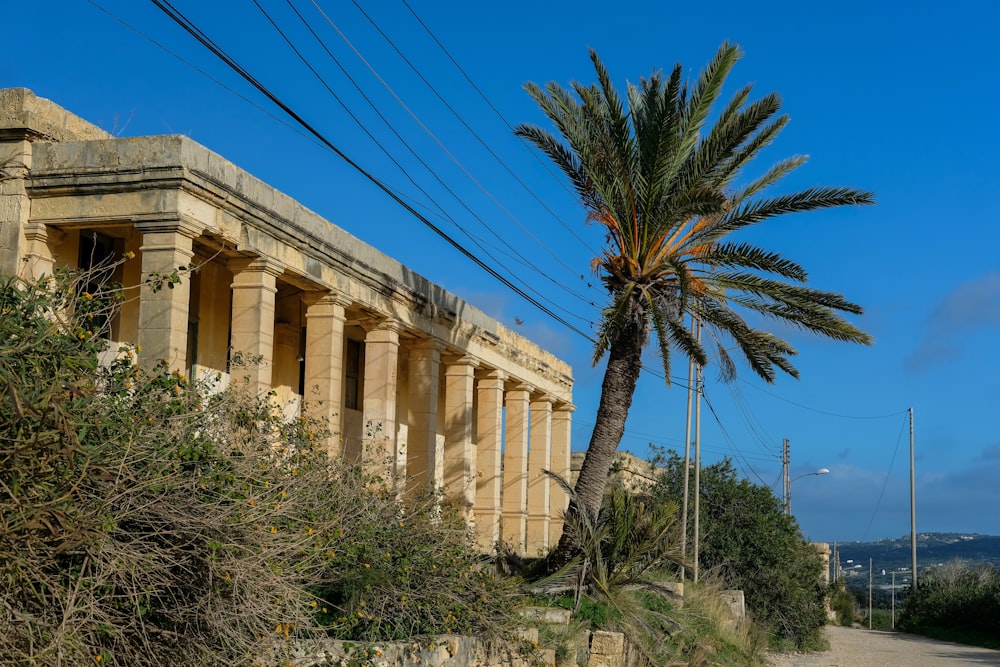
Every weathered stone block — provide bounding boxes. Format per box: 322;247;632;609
519;606;573;624
721;589;746;619
587;630;625;667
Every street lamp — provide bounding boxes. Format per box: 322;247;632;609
785;468;829;516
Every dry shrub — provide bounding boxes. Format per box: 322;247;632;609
0;268;522;667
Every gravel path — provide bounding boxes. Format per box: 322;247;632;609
767;625;1000;667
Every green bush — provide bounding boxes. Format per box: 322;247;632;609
650;451;827;648
828;579;857;627
899;560;1000;647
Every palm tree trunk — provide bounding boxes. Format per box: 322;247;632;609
550;317;646;568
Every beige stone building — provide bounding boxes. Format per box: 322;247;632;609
0;88;574;556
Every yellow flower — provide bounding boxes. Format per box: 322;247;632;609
136;344;142;352
95;656;102;663
82;292;93;300
271;526;277;533
364;563;371;569
310;600;317;607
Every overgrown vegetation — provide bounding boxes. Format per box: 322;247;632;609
528;480;766;666
650;451;827;649
0;267;522;666
531;481;686;664
827;579;856;627
898;560;1000;649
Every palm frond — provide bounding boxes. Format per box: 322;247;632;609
701;243;808;281
713;187;875;237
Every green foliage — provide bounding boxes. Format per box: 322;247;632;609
515;44;874;388
898;560;1000;648
0;268;522;666
651;450;826;648
827;579;856;627
657;578;765;667
531;479;688;664
864;609;893;631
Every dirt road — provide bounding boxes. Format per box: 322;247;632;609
768;624;1000;667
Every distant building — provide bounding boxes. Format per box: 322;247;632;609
0;88;574;556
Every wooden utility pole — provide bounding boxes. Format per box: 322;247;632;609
692;320;703;582
782;439;790;516
891;570;896;630
868;558;873;629
679;319;696;581
909;407;918;590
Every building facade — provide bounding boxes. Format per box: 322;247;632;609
0;88;574;556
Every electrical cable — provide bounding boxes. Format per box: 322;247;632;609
399;0;599;256
860;412;909;541
346;0;603;293
298;0;600;311
252;0;593;324
148;0;595;342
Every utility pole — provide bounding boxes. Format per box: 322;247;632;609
909;407;918;590
868;558;873;630
891;570;896;630
692;320;703;582
679;319;696;581
782;439;790;516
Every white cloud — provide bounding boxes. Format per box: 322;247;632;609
905;272;1000;372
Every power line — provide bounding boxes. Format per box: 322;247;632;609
292;0;594;314
147;0;595;341
347;0;602;290
861;411;910;541
251;0;591;326
399;0;599;256
738;377;908;420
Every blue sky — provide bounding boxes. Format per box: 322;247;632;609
7;1;999;543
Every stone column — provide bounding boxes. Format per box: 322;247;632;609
0;136;32;278
362;319;402;480
444;356;478;522
22;222;63;282
302;291;350;458
526;395;553;555
502;382;533;553
228;257;282;395
474;369;506;551
406;339;442;495
548;403;574;548
136;219;201;372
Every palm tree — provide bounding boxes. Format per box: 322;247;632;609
514;43;874;564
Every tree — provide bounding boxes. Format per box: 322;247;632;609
651;453;826;647
515;43;874;563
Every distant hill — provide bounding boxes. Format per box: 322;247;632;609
834;533;1000;575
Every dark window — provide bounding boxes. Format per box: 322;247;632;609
344;338;362;410
77;231;118;337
